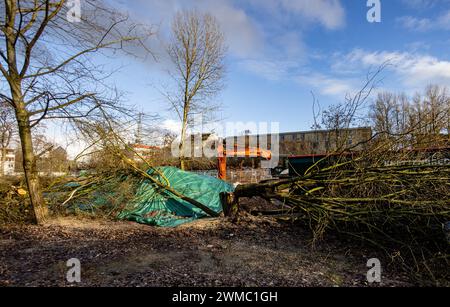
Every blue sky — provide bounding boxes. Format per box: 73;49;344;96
79;0;450;137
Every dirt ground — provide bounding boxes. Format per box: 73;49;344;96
0;215;418;287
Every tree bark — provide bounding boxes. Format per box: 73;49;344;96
179;101;189;171
220;192;237;217
16;108;48;225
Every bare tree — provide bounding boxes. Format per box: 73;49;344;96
0;99;15;175
369;85;450;148
422;85;449;136
0;0;153;224
370;92;400;137
321;65;387;151
166;10;226;170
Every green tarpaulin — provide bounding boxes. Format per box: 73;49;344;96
117;167;235;227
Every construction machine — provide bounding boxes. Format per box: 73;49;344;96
217;142;272;181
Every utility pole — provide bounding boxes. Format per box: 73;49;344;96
135;112;144;144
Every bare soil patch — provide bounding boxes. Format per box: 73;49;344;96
0;216;414;287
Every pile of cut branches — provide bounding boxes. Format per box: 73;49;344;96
45;170;139;218
226;147;450;284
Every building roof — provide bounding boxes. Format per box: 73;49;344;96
132;144;161;150
225;127;373;139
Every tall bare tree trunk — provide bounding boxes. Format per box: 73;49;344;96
179;105;189;171
16;107;48;225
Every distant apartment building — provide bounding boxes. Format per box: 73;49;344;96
276;127;373;157
222;127;372;169
0;148;15;175
227;127;372;157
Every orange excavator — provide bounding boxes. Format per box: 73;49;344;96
217;142;272;181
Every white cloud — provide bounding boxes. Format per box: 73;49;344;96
277;31;307;58
252;0;346;30
397;16;433;31
438;10;450;28
296;74;357;97
401;0;447;9
111;0;263;59
242;0;345;81
279;0;346;30
397;10;450;31
405;41;431;52
240;59;299;81
294;48;450;100
162;119;181;134
109;0;347;81
207;1;263;58
336;49;450;90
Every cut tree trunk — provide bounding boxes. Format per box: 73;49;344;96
220;192;237;217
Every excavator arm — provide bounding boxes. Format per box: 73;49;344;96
217;143;272;181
